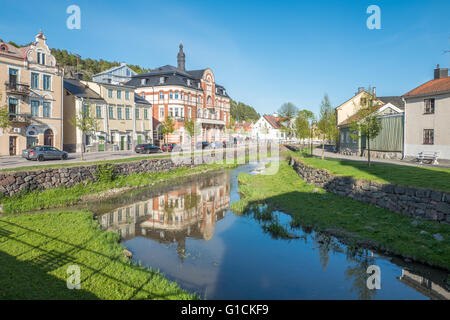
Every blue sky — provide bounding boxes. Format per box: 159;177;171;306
1;0;450;116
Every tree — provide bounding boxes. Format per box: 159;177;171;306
278;102;298;121
160;116;175;145
230;100;259;123
295;109;316;153
317;93;338;160
184;117;201;150
349;96;382;167
0;93;11;133
71;99;98;160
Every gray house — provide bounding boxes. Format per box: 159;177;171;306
92;63;138;85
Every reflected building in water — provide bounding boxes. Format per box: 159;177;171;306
99;172;230;260
398;269;450;300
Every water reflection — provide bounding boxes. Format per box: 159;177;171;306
93;165;449;300
98;172;230;263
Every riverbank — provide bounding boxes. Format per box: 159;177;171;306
0;210;197;299
231;161;450;271
0;162;238;214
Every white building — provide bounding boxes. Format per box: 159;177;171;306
251;115;287;142
92;63;138;85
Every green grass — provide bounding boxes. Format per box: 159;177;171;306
0;210;197;299
292;151;450;193
231;160;450;270
0;162;238;214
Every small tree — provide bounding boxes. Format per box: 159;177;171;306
161;116;175;145
317;93;338;160
349;97;382;167
0;93;11;133
71;99;98;160
184;117;201;150
295;109;315;153
278;102;298;138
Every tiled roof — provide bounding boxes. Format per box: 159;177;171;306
403;77;450;98
263;115;282;129
0;42;30;60
377;96;405;110
134;94;151;105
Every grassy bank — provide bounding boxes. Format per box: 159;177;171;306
0;162;237;214
291;151;450;193
0;210;196;299
231;161;450;270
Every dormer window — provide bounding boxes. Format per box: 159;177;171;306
187;79;191;86
159;77;165;84
0;44;7;52
198;83;201;89
141;79;146;85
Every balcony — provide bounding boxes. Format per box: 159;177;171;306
196;117;225;126
5;82;30;96
8;113;32;124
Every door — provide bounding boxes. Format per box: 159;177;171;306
9;68;18;88
120;136;125;150
26;137;38;149
9;137;17;156
98;136;105;152
44;129;54;146
137;135;142;145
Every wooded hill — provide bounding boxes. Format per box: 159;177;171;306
230;100;260;123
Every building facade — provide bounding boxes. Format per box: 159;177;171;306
92;63;138;85
403;65;450;160
0;31;64;156
336;88;405;159
126;44;231;146
251;115;288;142
63;78;152;153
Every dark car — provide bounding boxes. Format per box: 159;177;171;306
161;143;178;152
22;146;68;161
195;142;211;150
135;144;162;154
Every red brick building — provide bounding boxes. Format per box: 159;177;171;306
126;44;231;145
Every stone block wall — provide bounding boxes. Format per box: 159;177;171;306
288;156;450;223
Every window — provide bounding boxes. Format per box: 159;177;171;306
125;107;131;120
423;129;434;145
135;108;140;120
159;91;164;100
159;107;164;119
175;91;179;99
31;101;39;116
31;73;39;89
169;91;173;99
8;98;18;117
169;107;173;117
144;108;148;119
82;104;89;117
43;75;51;91
424;98;435;114
174;108;179;118
125;91;130;100
117;107;123;119
108;106;114;119
43;102;50;118
37;52;46;65
117;90;122;99
108;89;113;98
188;107;191;118
96;106;102;118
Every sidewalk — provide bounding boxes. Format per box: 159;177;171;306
311;149;450;168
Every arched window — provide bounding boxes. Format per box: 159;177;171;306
169;91;173;99
44;129;54;146
207;96;212;105
175;91;179;99
159;91;164;100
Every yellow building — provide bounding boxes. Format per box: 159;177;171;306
63;78;152;152
0;31;64;156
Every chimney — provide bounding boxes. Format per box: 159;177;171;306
434;64;448;80
357;87;364;95
372;87;376;98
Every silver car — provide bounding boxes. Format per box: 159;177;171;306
22;146;68;161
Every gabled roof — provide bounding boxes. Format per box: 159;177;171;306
0;42;31;60
263;115;283;129
377;96;405;110
338;103;402;127
403;77;450;98
64;79;105;101
93;63;137;77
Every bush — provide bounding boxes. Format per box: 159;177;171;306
95;164;115;183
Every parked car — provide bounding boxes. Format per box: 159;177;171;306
195;142;211;150
135;144;162;154
161;143;178;152
209;142;223;149
22;146;68;161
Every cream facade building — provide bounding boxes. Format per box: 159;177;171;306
63;78;152;153
0;31;64;156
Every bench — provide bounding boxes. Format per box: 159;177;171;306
417;151;439;165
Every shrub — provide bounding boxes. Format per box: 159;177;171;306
95;164;115;183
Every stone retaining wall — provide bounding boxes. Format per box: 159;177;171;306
288;156;450;223
0;155;221;197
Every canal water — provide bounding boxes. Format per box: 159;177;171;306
90;161;449;300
